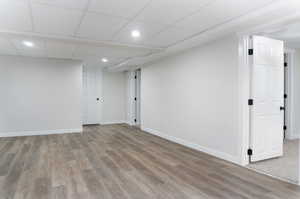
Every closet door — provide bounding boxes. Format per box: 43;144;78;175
250;36;284;162
83;66;101;125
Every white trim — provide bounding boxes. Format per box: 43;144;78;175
134;69;141;126
100;120;128;125
285;49;297;140
238;35;252;166
0;128;82;138
126;71;136;125
142;127;240;165
126;121;135;126
126;70;142;126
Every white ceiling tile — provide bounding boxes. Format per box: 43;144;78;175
82;57;102;65
145;27;194;47
31;0;89;10
73;44;106;56
88;0;150;19
0;0;32;31
74;43;153;59
32;4;82;36
0;37;18;56
46;41;75;59
77;12;129;41
83;56;126;67
73;54;125;68
176;0;276;32
98;46;153;58
136;0;212;25
72;53;96;60
113;21;167;44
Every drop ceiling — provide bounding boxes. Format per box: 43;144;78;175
0;0;299;69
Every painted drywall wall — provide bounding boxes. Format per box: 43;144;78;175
293;49;300;138
0;56;82;136
141;35;240;164
102;71;127;124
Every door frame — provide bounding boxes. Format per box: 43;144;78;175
237;14;300;167
238;35;296;165
284;49;296;140
134;69;141;126
127;69;141;127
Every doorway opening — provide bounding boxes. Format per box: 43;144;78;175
239;21;300;185
133;69;141;127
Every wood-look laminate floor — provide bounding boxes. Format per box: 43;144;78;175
0;124;299;199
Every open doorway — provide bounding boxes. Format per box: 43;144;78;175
240;22;300;184
134;69;141;127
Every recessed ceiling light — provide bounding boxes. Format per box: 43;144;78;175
131;30;141;38
101;58;108;63
23;41;34;47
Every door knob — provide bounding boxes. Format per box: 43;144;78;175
280;106;285;111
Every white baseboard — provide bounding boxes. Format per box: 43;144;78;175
0;128;82;138
100;120;128;125
126;121;138;126
142;127;240;165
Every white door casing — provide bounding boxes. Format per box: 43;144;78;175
250;36;284;162
134;69;141;126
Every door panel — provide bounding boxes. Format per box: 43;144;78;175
250;36;284;162
82;66;101;125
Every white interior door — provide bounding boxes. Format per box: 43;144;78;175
250;36;284;162
83;66;101;125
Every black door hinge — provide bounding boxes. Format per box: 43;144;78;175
134;97;137;101
248;49;254;55
284;94;287;99
134;75;137;79
247;149;253;156
134;119;137;123
284;62;288;67
248;99;254;106
284;125;287;130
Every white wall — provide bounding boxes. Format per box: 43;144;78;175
102;71;127;124
141;35;241;164
0;56;82;136
293;49;300;138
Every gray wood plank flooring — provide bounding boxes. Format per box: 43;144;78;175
0;124;299;199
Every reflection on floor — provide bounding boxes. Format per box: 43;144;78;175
248;139;299;183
